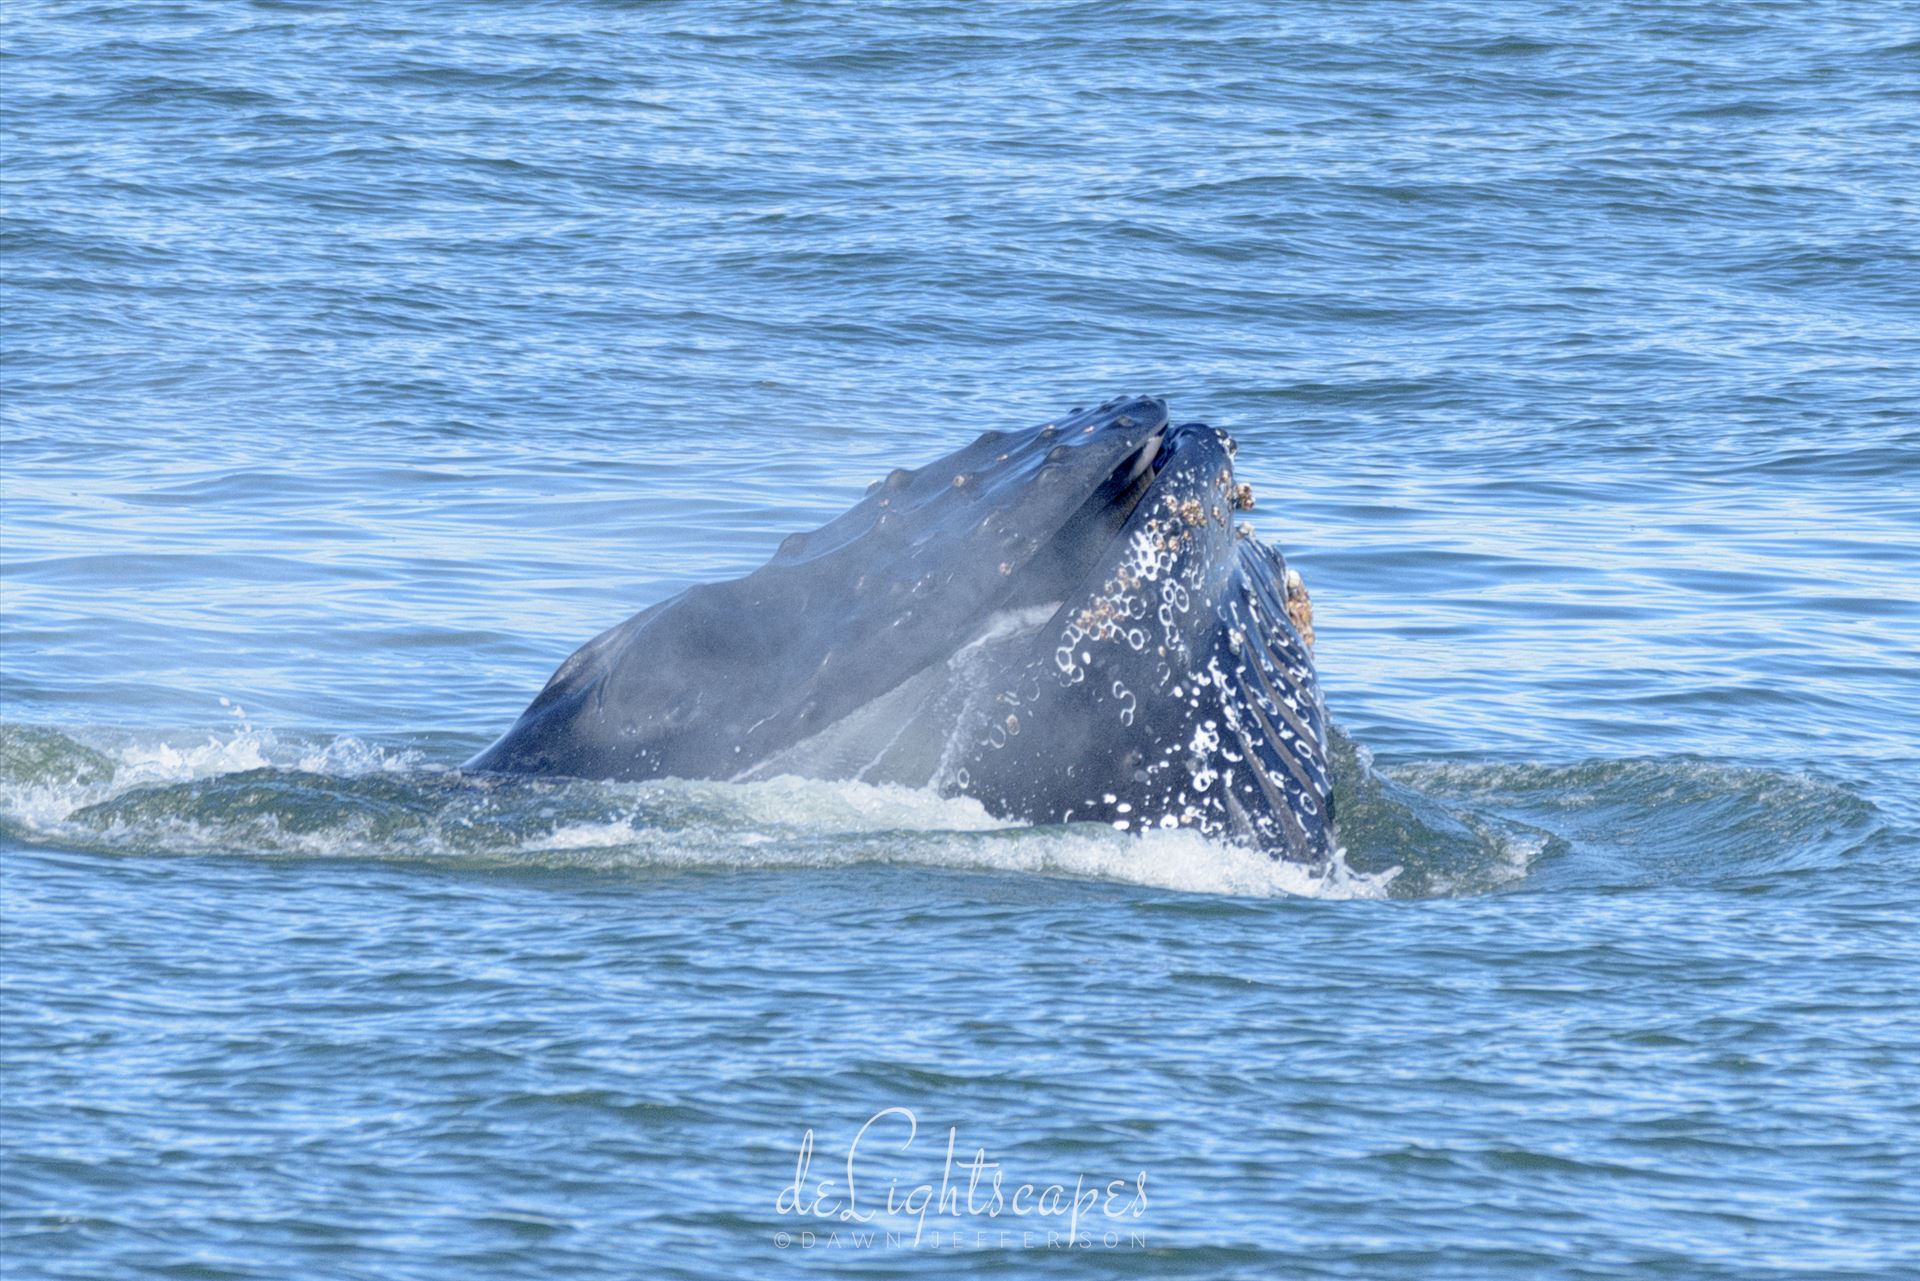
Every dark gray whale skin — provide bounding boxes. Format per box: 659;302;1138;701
468;396;1335;864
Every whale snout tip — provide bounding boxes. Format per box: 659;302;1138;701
1077;393;1168;431
1105;393;1167;428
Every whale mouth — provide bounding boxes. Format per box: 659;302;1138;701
1002;421;1169;610
1051;417;1187;564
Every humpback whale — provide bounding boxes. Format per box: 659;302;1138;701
469;396;1334;864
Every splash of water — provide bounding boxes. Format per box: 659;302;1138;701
1;720;1872;900
0;722;1396;899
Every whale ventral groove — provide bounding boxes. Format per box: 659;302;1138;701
468;395;1335;865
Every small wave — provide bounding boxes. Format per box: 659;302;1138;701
1328;728;1553;896
1388;755;1879;888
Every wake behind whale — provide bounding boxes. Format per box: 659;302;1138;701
469;397;1334;865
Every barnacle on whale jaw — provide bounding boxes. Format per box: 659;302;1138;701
1285;567;1315;651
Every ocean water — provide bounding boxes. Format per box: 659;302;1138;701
4;1;1918;1277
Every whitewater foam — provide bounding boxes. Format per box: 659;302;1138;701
0;723;1394;899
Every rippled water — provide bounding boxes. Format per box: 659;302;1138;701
4;3;1918;1278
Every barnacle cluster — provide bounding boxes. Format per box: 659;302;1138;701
1284;567;1315;651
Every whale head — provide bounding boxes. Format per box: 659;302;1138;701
469;396;1334;864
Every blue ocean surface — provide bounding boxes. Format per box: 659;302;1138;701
3;2;1918;1277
